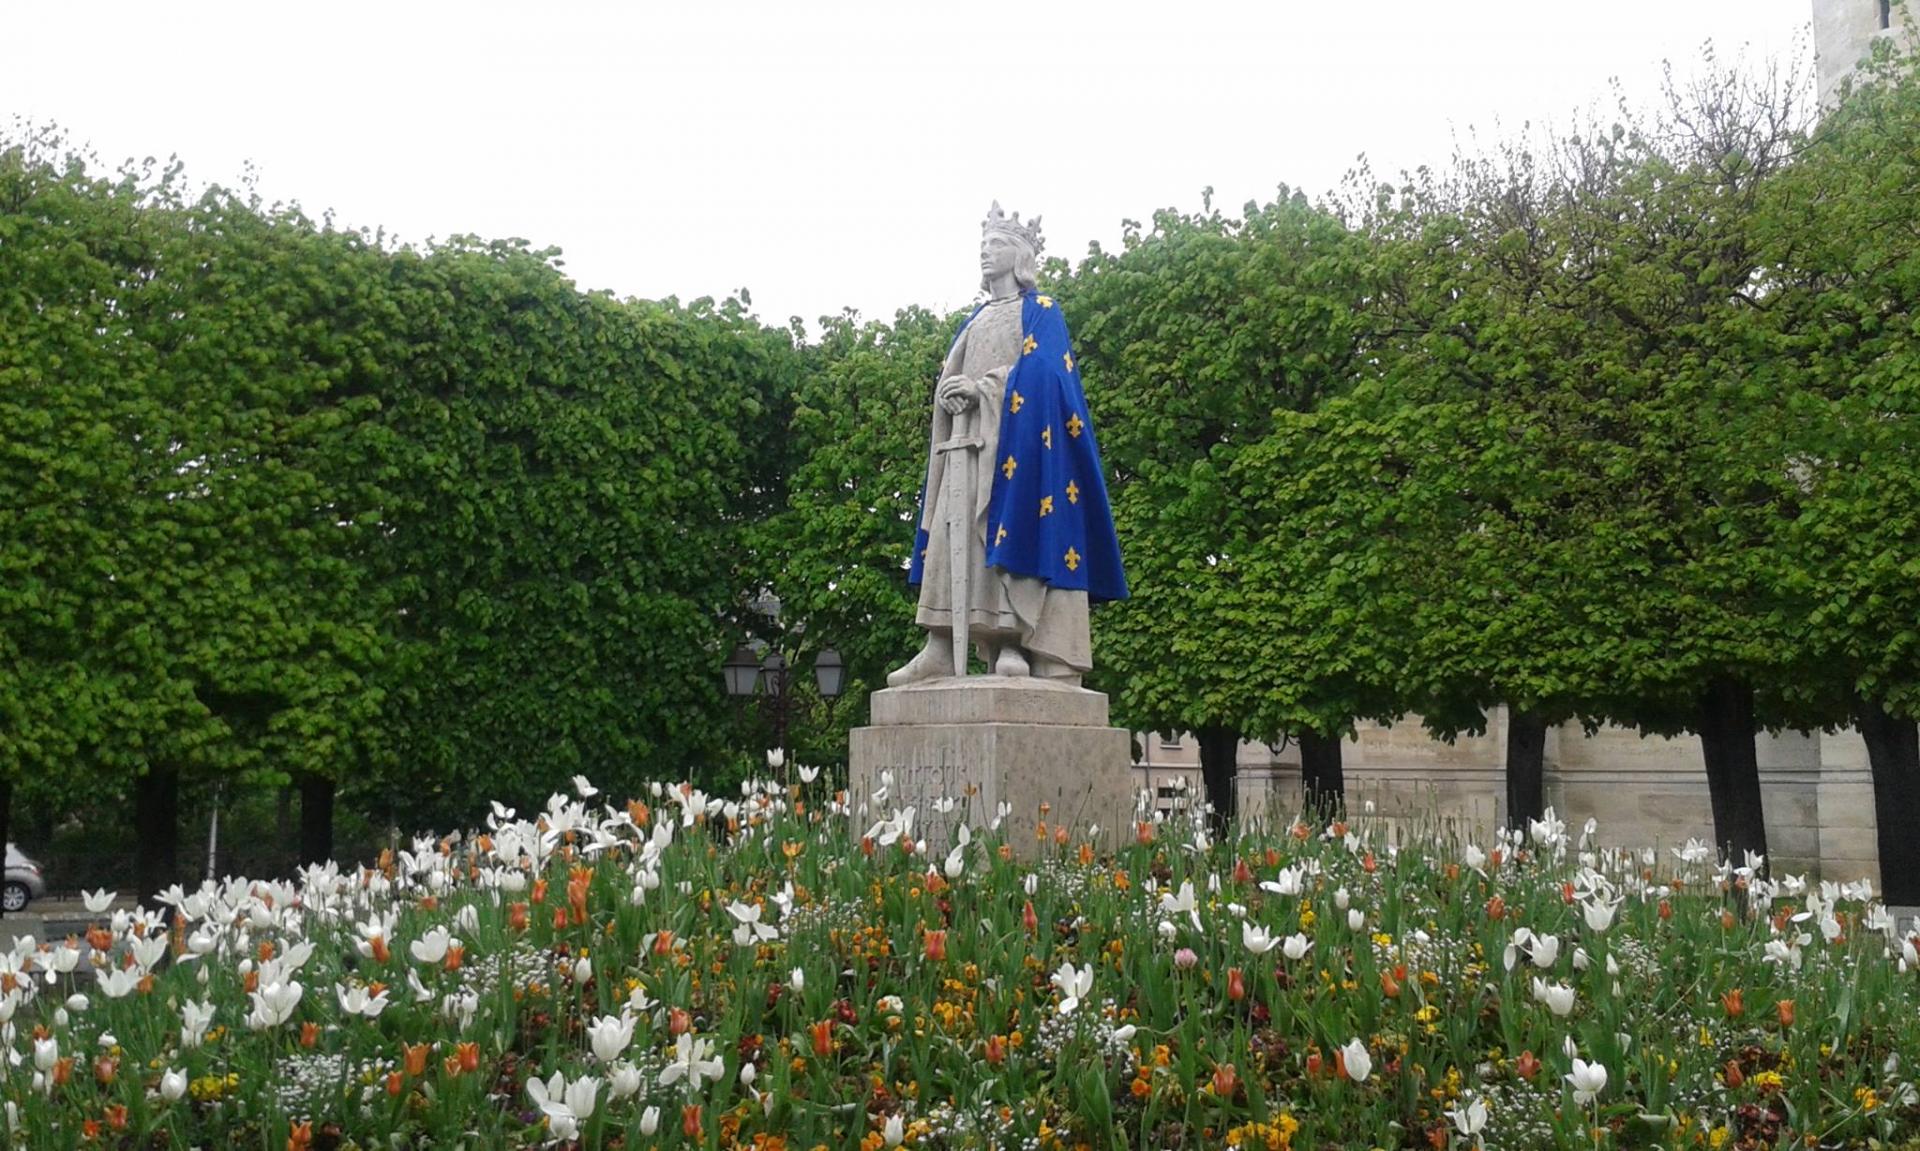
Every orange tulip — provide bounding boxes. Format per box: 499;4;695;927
1515;1050;1541;1080
1724;1060;1744;1088
385;1070;404;1096
1226;967;1246;1002
1485;896;1506;921
1078;842;1095;866
1137;822;1156;846
1306;1049;1324;1077
924;930;947;963
1777;999;1795;1029
1022;901;1038;935
653;929;676;956
300;1021;319;1049
1362;851;1378;874
984;1034;1006;1065
444;942;464;972
1380;970;1402;999
52;1057;73;1087
369;936;390;964
93;1055;117;1085
551;907;569;931
457;1041;480;1073
530;878;547;905
404;1043;430;1077
1233;858;1254;885
670;1008;691;1036
1721;989;1744;1019
1720;910;1737;931
1658;900;1673;921
682;1104;703;1139
507;902;529;932
1211;1062;1239;1098
103;1104;127;1131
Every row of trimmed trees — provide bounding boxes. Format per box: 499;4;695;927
770;50;1920;901
1;129;797;899
5;43;1920;901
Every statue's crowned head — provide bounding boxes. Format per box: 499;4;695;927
981;201;1043;294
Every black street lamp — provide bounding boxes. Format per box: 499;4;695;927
722;644;846;782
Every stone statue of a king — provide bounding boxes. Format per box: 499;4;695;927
887;203;1127;688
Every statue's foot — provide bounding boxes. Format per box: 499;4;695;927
887;634;954;688
993;645;1030;677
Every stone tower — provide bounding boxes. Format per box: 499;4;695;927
1814;0;1915;102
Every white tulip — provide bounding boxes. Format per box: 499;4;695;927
1241;922;1281;955
609;1062;643;1101
884;1113;905;1148
1051;961;1094;1016
1446;1095;1488;1137
586;1013;635;1064
1532;977;1577;1018
1347;909;1365;932
95;965;139;1000
639;1105;661;1136
81;889;116;915
1281;933;1313;961
1566;1057;1608;1105
409;926;453;965
1340;1037;1372;1082
159;1068;187;1102
789;967;806;993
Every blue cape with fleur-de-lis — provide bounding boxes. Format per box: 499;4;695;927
907;291;1128;601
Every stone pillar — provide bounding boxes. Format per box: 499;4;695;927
849;678;1138;857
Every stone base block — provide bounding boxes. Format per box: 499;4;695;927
850;678;1138;857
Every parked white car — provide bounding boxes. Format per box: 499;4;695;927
4;845;46;913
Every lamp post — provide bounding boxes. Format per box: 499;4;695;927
722;644;846;783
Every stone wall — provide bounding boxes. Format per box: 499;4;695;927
1154;708;1883;884
1815;0;1917;104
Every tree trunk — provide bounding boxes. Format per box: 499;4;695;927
1859;702;1920;906
134;764;181;909
1195;726;1239;839
1696;677;1768;869
1299;730;1345;817
0;779;11;919
1505;709;1549;832
298;772;335;868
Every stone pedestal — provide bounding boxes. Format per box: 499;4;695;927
849;678;1138;857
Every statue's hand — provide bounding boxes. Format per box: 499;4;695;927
936;375;976;415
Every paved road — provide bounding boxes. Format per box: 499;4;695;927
0;899;125;951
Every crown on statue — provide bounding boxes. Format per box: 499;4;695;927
982;201;1044;256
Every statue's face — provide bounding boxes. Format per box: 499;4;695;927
980;231;1022;282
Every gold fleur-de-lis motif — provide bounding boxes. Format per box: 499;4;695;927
1066;480;1080;504
994;524;1007;546
1039;495;1054;517
1022;335;1037;355
1002;454;1017;480
1009;391;1025;413
1037;295;1054;308
1063;352;1074;372
1042;426;1053;449
1066;414;1084;438
1063;547;1081;572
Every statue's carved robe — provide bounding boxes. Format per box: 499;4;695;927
908;291;1126;676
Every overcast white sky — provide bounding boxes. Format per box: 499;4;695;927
4;1;1812;332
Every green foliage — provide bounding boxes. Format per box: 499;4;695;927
1071;192;1380;743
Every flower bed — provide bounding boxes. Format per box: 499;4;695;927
5;775;1919;1150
